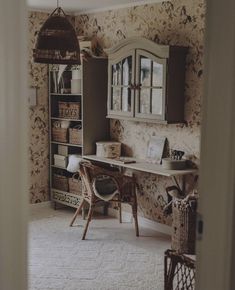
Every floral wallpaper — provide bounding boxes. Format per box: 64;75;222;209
28;0;205;225
76;0;205;224
28;12;76;203
28;12;50;203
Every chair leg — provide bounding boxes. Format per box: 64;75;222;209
132;205;139;237
82;207;86;220
132;186;139;237
119;201;122;223
69;198;85;227
82;204;94;240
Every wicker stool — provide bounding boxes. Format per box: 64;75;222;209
69;161;139;240
164;249;196;290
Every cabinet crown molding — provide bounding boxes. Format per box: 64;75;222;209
105;37;170;59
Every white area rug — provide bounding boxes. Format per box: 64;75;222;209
29;205;170;290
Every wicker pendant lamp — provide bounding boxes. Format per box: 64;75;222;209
33;1;81;64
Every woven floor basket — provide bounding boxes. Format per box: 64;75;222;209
171;199;197;255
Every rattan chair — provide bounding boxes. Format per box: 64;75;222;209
69;161;139;240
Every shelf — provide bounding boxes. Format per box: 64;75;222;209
51;188;82;196
50;93;82;96
51;162;82;170
51;141;83;148
51;117;82;122
51;165;67;170
51;189;83;208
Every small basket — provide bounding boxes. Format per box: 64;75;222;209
69;125;82;144
59;101;80;120
52;127;68;143
53;174;68;192
69;173;82;194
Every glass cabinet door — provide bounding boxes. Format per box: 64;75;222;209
135;49;166;120
108;52;135;117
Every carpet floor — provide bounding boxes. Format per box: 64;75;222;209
28;205;170;290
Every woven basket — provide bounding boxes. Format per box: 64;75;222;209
69;126;82;144
59;101;80;120
171;198;197;255
52;127;68;143
53;174;68;192
69;173;82;194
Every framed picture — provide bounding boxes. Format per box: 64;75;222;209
146;136;166;164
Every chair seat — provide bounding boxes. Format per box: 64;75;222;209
93;176;119;201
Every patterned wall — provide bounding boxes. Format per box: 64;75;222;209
28;12;50;203
75;0;205;224
28;12;76;203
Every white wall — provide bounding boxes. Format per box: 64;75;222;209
0;0;28;289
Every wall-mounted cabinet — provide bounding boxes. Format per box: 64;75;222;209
106;37;188;124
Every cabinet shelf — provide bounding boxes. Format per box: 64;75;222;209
51;165;67;170
51;141;83;148
51;117;82;122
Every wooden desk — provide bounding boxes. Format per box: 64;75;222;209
83;155;198;193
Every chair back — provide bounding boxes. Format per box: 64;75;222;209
79;161;120;202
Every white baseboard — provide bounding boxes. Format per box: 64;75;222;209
95;207;171;236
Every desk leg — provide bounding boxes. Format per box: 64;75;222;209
182;175;186;195
172;176;182;195
119;202;122;223
172;175;187;196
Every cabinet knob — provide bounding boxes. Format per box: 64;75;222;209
130;83;142;90
135;84;142;90
130;83;135;90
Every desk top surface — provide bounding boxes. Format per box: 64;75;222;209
83;155;198;177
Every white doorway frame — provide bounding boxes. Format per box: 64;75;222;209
196;0;235;289
0;0;28;290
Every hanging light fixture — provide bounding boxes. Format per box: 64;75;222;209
33;1;81;64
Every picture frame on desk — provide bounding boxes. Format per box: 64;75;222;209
146;136;166;164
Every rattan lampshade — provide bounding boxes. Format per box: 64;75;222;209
33;7;81;64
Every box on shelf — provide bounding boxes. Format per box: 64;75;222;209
53;174;68;192
96;141;121;158
54;154;68;168
71;79;81;94
58;101;80;120
69;126;82;144
58;145;69;156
